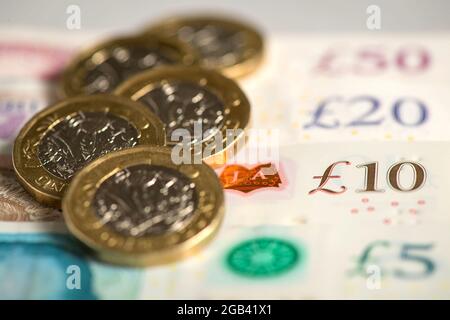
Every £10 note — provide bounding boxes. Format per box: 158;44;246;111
221;142;450;227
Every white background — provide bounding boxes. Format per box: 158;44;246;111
1;0;449;34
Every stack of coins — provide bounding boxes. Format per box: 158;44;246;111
12;15;264;267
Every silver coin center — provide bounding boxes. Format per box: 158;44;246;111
84;45;176;94
92;164;198;237
38;111;139;180
138;81;225;144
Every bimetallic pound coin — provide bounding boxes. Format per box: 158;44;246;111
143;16;264;78
62;146;224;267
115;66;251;166
13;94;165;208
61;35;196;96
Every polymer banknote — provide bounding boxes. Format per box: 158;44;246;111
1;31;450;168
221;142;450;227
1;28;450;299
1;221;449;299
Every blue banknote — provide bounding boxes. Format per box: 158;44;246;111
0;233;142;299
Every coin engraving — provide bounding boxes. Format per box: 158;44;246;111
92;164;198;237
172;25;247;68
138;81;225;143
38;111;139;180
35;175;65;192
84;46;177;94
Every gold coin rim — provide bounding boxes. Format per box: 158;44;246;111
62;145;225;267
13;94;166;208
61;34;198;97
142;15;264;78
114;65;251;166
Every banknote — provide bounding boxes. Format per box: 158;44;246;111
0;222;330;299
0;169;60;221
242;33;450;87
221;142;450;227
321;224;450;299
241;34;450;145
1;28;450;300
2;221;449;299
154;224;330;299
0;222;143;299
1;140;450;299
168;223;450;299
244;80;450;145
1;30;450;168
